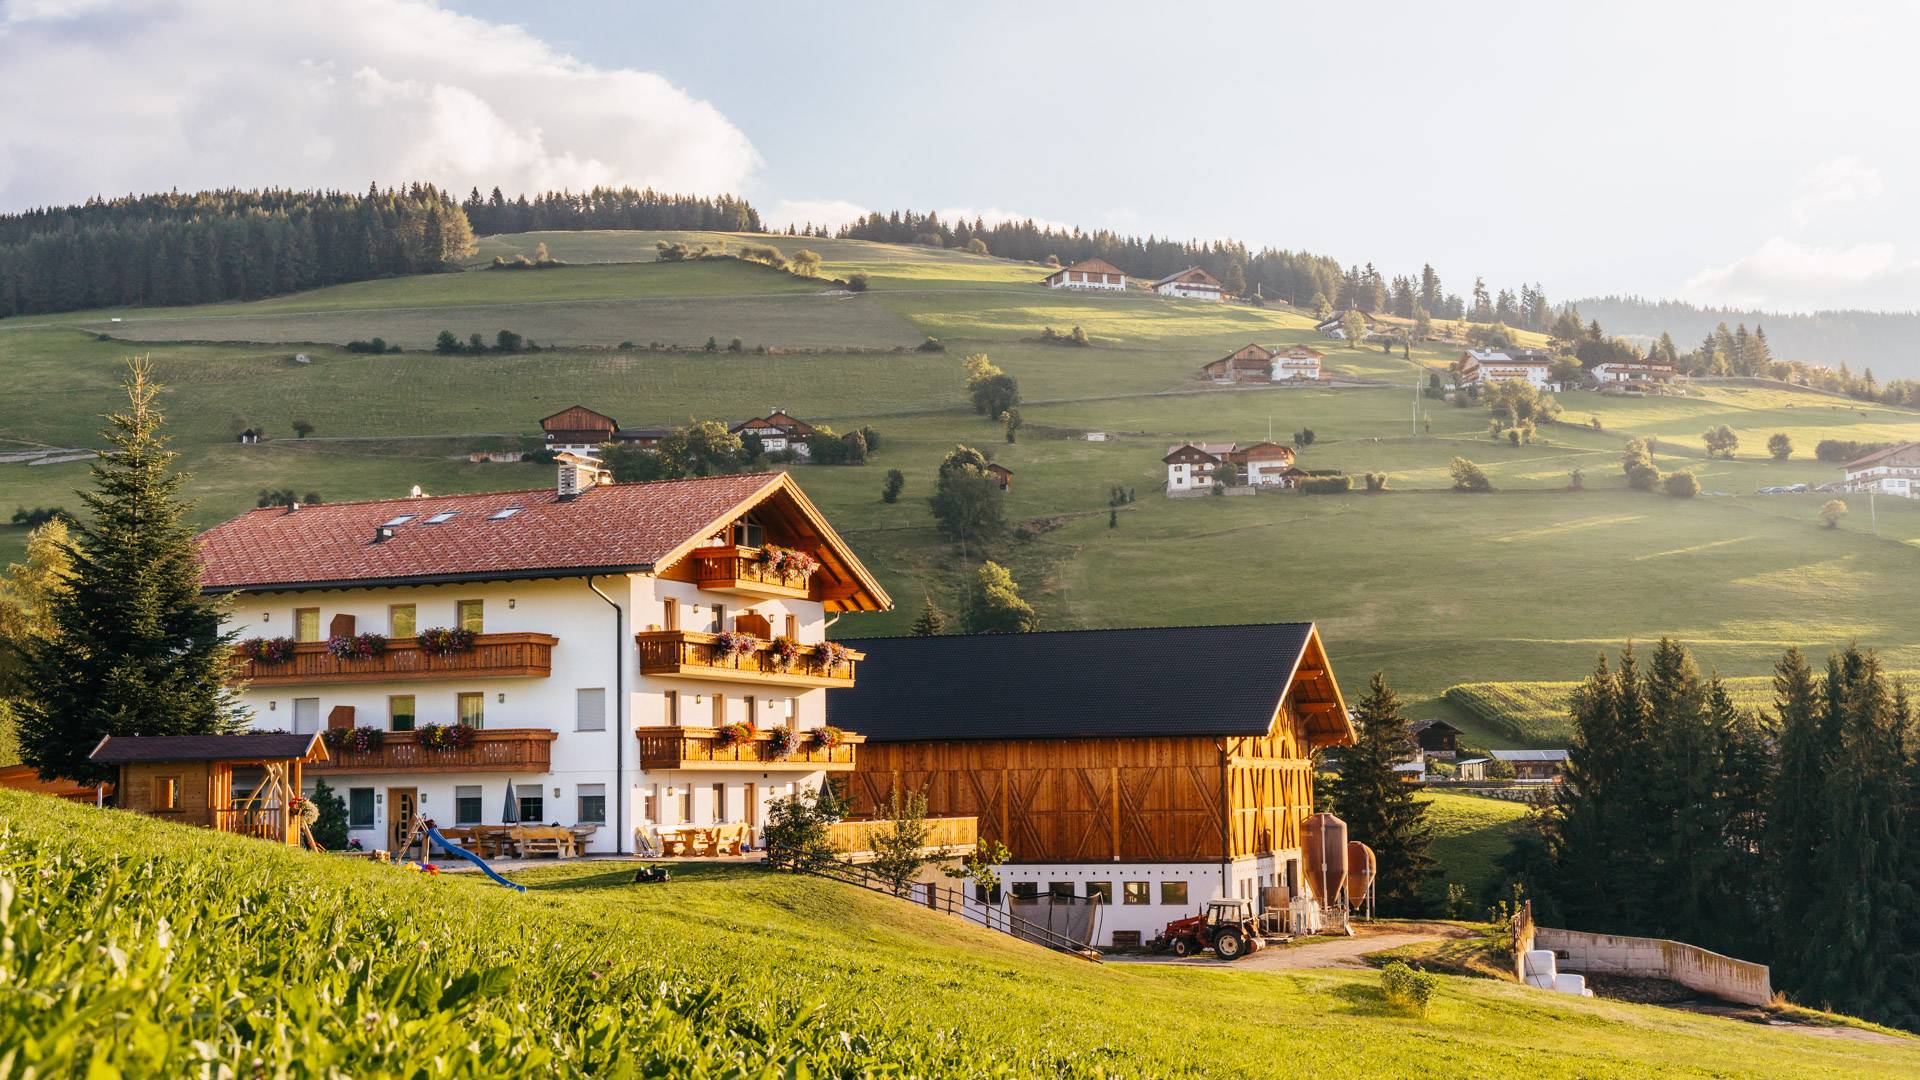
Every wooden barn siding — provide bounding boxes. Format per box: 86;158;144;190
117;762;214;827
849;708;1316;864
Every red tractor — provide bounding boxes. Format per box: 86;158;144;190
1149;898;1265;960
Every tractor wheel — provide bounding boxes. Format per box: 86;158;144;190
1170;937;1192;958
1213;928;1246;960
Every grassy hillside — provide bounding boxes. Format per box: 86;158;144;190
7;231;1920;745
3;790;1913;1077
1419;791;1532;905
1446;668;1920;746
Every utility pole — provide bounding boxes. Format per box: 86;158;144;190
1871;489;1878;535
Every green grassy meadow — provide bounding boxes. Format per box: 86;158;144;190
1419;791;1533;905
6;231;1920;748
3;790;1912;1077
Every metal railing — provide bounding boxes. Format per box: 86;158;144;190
799;859;1101;962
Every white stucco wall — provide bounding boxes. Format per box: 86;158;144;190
228;567;837;856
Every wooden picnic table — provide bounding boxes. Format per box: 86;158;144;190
654;823;749;857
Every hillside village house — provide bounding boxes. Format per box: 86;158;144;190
1201;343;1325;384
730;410;817;460
1315;310;1382;339
831;624;1354;949
1840;442;1920;498
1455;349;1553;389
1492;749;1568;782
1152;266;1225;301
1163;441;1299;492
1594;362;1677;386
1041;258;1128;292
539;406;668;453
196;462;890;856
984;463;1014;491
1408;718;1461;758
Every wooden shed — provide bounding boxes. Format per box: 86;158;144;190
89;733;328;845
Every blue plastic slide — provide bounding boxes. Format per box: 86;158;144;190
424;825;526;892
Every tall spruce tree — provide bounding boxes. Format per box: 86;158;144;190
1321;672;1434;914
1549;648;1657;932
1767;646;1828;987
908;596;948;637
1799;648;1908;1022
17;359;240;783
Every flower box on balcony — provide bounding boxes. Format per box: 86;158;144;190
634;629;860;688
308;727;557;774
634;725;864;772
232;632;559;686
691;545;819;601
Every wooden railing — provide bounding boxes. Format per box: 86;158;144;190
826;815;978;856
799;858;1100;962
233;632;559;686
311;728;557;774
214;805;290;842
635;726;863;771
634;630;860;688
692;546;818;600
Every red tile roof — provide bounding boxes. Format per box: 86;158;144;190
197;473;783;591
1842;441;1920;471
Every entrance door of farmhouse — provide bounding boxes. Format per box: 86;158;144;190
387;787;418;852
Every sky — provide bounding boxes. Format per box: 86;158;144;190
3;0;1917;312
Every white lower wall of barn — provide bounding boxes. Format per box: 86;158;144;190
973;853;1307;947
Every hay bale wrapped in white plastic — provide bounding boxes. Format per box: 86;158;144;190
1554;973;1589;996
1523;949;1558;988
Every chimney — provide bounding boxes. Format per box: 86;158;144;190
373;525;395;543
556;452;610;501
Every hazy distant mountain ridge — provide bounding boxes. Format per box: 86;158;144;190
1572;296;1920;377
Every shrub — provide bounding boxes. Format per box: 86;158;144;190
1300;475;1353;494
495;329;523;353
1820;499;1848;528
881;468;905;503
308;778;350;849
1664;470;1700;498
345;338;393;353
868;787;933;896
845;272;869;292
1364;473;1388;492
10;506;73;528
1702;424;1739;459
916;336;946;352
763;786;841;871
1815;439;1888;463
1449;457;1492;492
1380;962;1438;1017
434;330;461;354
1768;433;1793;461
1568;467;1584;491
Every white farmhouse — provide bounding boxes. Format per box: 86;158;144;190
1041;258;1128;292
1151;266;1225;301
1593;362;1677;386
1270;345;1324;381
1842;442;1920;498
1456;349;1552;389
1164;441;1300;491
199;463;890;856
730;410;817;460
1163;442;1235;492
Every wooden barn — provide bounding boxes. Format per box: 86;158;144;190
831;624;1353;946
89;733;327;845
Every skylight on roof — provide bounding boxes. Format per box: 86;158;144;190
423;511;459;524
489;507;523;520
381;514;416;527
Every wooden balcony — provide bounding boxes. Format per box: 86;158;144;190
234;632;559;687
827;816;979;859
635;726;864;772
691;545;818;600
309;728;557;774
634;630;860;688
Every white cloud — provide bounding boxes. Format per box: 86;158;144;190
0;0;760;210
763;198;870;232
1789;156;1883;226
1682;236;1920;311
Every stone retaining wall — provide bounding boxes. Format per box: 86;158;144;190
1535;927;1772;1007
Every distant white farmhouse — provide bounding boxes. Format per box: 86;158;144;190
1455;349;1553;389
1315;310;1383;339
730;410;817;460
1163;441;1300;492
1593;362;1677;386
1841;442;1920;498
1271;345;1324;381
1151;266;1225;301
1041;258;1128;292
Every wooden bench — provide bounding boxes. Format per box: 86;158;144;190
510;825;578;858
